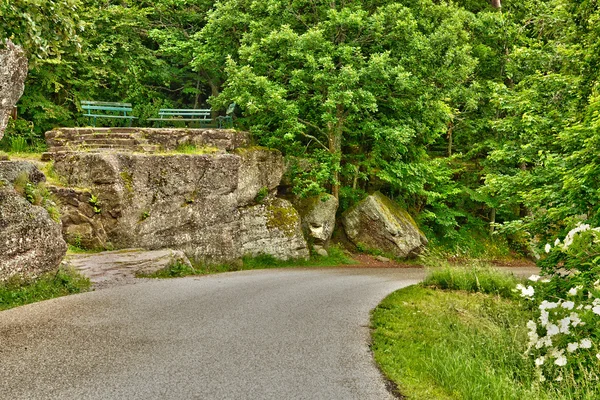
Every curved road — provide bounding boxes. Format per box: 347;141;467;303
0;266;534;399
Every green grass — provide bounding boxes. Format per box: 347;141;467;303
0;267;91;311
142;246;355;278
423;265;522;299
371;285;546;400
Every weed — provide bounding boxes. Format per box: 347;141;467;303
89;194;101;214
13;172;61;222
140;210;150;221
254;186;269;203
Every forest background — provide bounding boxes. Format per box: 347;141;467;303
1;0;599;258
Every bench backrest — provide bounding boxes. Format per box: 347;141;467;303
81;101;133;114
157;109;211;118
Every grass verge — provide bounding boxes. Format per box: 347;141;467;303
142;246;355;278
371;284;545;400
370;266;599;399
0;267;91;311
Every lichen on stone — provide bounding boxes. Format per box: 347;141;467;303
266;199;300;237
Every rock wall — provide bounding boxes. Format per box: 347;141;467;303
0;40;28;140
0;162;67;280
51;148;309;262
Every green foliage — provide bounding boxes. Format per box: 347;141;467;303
0;0;82;61
0;267;91;311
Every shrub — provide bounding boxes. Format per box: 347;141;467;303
516;224;600;396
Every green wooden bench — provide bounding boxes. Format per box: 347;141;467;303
147;108;212;127
216;103;236;128
81;101;137;127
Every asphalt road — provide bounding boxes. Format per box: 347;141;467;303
0;266;535;399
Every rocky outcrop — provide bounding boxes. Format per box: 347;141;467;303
0;40;28;140
0;178;67;280
294;194;338;245
342;192;427;258
51;148;308;262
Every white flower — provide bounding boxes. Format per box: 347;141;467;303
562;301;575;310
593;298;600;306
540;310;549;327
546;324;560;337
541;278;551;283
540;300;558;310
563;223;591;249
516;284;535;298
580;338;593;349
527;320;537;331
545;243;552;253
529;274;541;282
585;305;593;310
554;238;561;246
570;312;582;326
535;356;545;366
536;336;553;349
593;306;600;315
596;353;600;361
555;354;567;366
555;376;563;382
559;317;571;334
567;342;579;353
568;286;582;296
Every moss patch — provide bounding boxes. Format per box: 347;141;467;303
266;199;300;237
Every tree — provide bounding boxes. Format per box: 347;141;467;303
202;0;477;214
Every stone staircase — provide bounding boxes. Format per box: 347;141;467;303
42;127;250;161
43;130;159;160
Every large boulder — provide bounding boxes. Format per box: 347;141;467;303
0;179;67;280
294;194;338;245
239;197;309;260
342;192;427;258
0;40;28;140
51;149;308;263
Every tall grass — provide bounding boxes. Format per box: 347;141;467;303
423;265;522;299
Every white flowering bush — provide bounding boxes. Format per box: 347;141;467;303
519;224;600;390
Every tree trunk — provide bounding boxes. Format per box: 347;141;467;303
489;208;496;234
490;0;501;8
447;121;453;157
328;104;345;200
